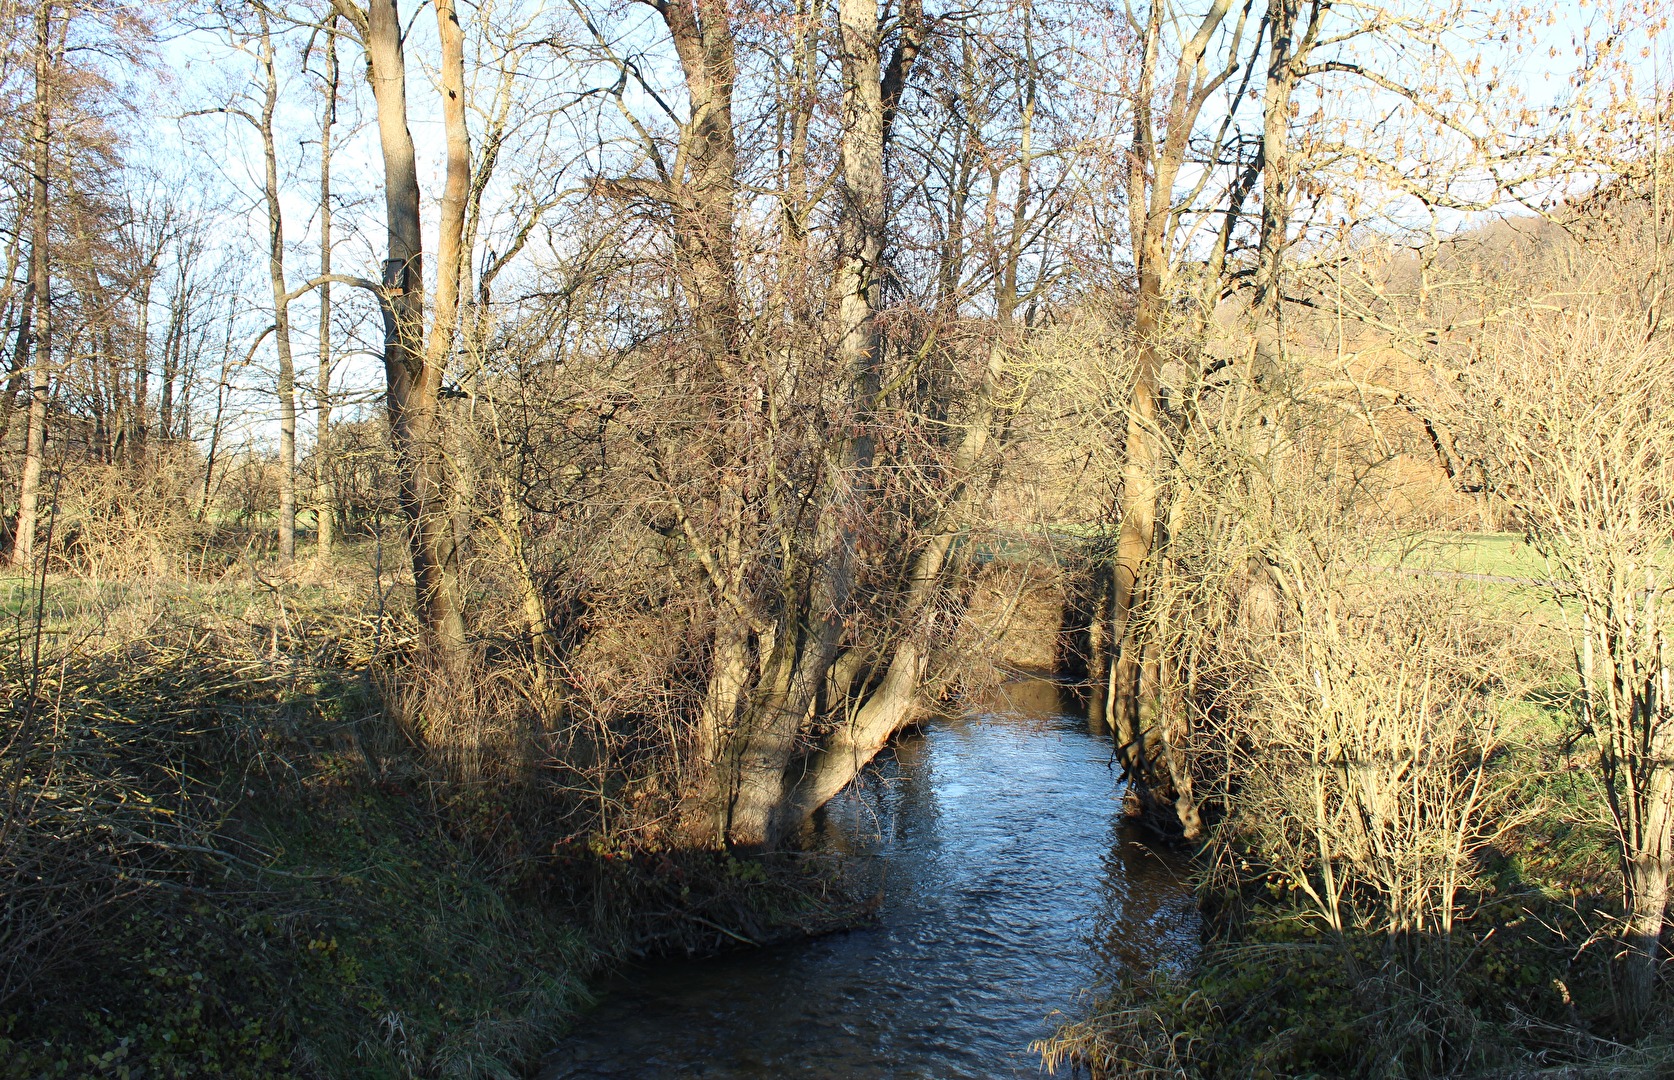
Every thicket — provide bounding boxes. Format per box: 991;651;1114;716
1038;189;1674;1077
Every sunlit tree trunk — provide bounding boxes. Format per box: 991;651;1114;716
783;335;1008;821
1084;0;1259;841
334;0;470;655
132;262;153;466
316;18;339;559
720;0;897;850
256;11;299;563
1623;751;1674;1020
1250;0;1300;372
1103;0;1236;786
11;1;54;569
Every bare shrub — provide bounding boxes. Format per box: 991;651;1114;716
50;446;208;579
1456;276;1674;1024
1224;570;1530;940
0;614;294;1005
217;451;282;528
380;649;553;791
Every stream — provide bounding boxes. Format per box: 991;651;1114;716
541;678;1199;1079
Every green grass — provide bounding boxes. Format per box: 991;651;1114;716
1357;531;1559;622
4;777;594;1079
0;568;597;1079
252;773;594;1077
1399;532;1551;580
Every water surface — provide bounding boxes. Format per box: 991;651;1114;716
543;680;1198;1079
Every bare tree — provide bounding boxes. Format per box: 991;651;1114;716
256;8;299;562
10;0;58;569
314;12;339;558
1080;0;1256;837
327;0;472;653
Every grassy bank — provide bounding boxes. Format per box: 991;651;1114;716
1040;718;1666;1077
0;566;590;1077
0;556;853;1079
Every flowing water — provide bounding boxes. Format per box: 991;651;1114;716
542;679;1199;1079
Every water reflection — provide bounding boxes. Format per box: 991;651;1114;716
542;680;1198;1080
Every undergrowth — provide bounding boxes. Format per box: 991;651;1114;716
0;557;859;1078
1037;686;1673;1079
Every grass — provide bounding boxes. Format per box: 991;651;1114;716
1397;532;1550;580
4;781;594;1079
0;548;869;1078
0;561;599;1079
249;772;594;1077
1347;531;1555;624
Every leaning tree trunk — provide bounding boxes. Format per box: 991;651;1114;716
714;0;891;851
781;334;1008;826
720;0;929;850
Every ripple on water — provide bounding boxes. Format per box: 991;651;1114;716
542;680;1198;1080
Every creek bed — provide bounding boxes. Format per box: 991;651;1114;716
542;679;1198;1079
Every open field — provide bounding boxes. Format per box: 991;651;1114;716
1396;532;1551;581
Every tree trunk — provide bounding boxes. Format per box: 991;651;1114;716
0;277;35;467
713;0;894;851
627;0;788;846
316;19;339;559
341;0;469;654
778;0;819;323
1621;736;1674;1024
1094;0;1237;833
718;0;928;850
11;1;53;570
159;288;182;440
258;12;298;563
1624;843;1671;1022
0;210;25;455
781;336;1009;827
132;267;152;465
